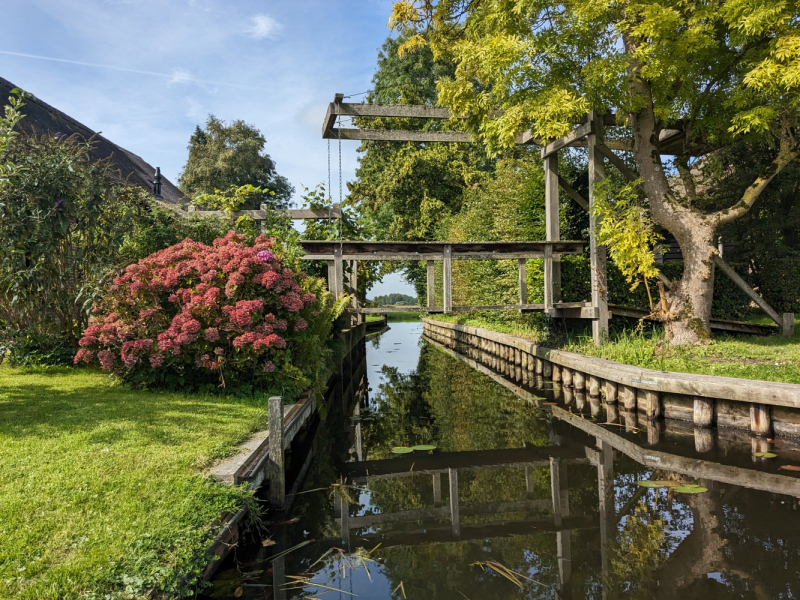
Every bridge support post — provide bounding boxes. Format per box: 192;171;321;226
588;110;609;346
443;245;453;314
268;396;285;509
518;258;528;311
427;260;435;308
544;153;561;310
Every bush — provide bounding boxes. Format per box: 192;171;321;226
75;232;344;396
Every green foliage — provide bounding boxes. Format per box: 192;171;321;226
0;89;25;182
192;183;277;214
371;293;418;306
391;0;800;154
607;502;670;599
592;179;663;297
349;31;492;294
179;115;293;208
0;131;147;362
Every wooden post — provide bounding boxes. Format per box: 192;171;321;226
588;375;600;397
713;255;782;327
550;457;563;528
443;245;452;314
543;360;553;378
620;384;636;411
327;260;335;296
518;258;528;309
750;403;772;436
333;246;343;298
605;380;618;404
587;110;609;345
544;153;561;308
694;427;714;453
272;527;287;600
550;456;571;598
596;441;613;596
573;371;586;391
693;397;714;428
536;357;544;375
427;260;435;308
350;260;358;309
562;368;573;388
784;313;795;337
268;396;285;508
449;468;460;537
432;472;442;506
552;364;562;382
525;465;535;500
640;389;661;421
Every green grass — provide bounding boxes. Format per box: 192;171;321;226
0;365;271;600
563;328;800;384
364;314;385;322
428;313;545;341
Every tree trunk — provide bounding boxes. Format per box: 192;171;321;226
662;221;716;345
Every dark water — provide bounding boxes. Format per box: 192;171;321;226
203;320;800;599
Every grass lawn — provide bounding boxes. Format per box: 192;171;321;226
0;365;271;600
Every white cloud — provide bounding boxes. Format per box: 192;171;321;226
245;14;282;40
169;68;192;85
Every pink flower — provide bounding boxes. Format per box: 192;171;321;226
261;361;275;373
257;250;274;262
98;350;115;370
293;318;308;331
150;354;165;368
204;328;220;342
74;348;93;364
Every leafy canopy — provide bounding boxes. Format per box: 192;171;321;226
179;115;293;208
390;0;800;154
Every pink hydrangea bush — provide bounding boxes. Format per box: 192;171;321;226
75;232;330;394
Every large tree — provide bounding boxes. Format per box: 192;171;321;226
348;32;492;297
179;115;293;208
391;0;800;344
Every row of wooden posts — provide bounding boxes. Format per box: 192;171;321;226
424;321;776;439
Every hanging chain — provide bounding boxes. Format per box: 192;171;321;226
338;118;343;241
327;138;331;201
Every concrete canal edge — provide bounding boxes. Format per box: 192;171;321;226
200;321;367;582
422;318;800;438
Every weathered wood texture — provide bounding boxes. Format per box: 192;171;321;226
422;319;800;409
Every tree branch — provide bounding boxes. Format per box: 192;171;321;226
674;155;697;205
714;131;798;226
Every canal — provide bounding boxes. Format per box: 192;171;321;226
203;317;800;599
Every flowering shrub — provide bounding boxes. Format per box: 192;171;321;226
75;232;341;395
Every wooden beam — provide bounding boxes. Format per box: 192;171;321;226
518;259;528;305
541;121;593;158
326;127;471;143
443;245;453;314
588;111;609;345
332;102;452;119
594;142;639;183
557;175;589;210
267;396;285;508
427;260;435;308
321;93;344;138
188;206;343;220
545;154;561;307
712;255;783;327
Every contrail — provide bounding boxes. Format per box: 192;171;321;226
0;50;261;90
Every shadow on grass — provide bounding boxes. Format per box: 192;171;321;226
0;372;268;445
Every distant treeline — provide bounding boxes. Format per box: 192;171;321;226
371;293;418;306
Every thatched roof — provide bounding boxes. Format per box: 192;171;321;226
0;76;186;205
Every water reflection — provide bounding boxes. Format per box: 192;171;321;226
203;322;800;599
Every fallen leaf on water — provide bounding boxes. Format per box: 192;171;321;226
233;586;243;598
673;484;708;494
637;480;677;488
542;402;557;406
411;444;437;451
392;447;413;454
768;438;784;444
780;465;800;472
754;452;777;458
262;538;277;547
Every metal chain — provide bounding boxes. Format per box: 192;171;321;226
327;138;331;201
338;119;343;241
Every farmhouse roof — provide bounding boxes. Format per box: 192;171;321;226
0;76;186;205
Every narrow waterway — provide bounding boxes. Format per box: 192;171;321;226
203;318;800;599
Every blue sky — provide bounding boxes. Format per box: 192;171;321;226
1;0;415;296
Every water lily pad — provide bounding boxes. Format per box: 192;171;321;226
673;484;708;494
754;452;777;458
411;445;437;451
637;480;676;488
392;447;413;454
